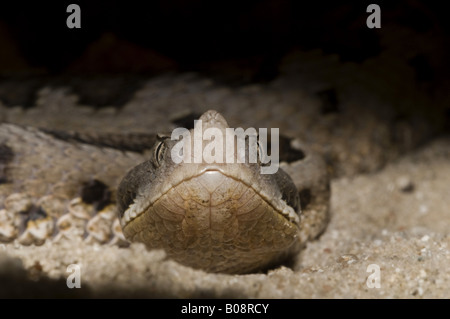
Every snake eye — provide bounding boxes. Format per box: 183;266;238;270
154;141;166;167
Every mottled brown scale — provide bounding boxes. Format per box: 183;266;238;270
118;110;330;273
0;110;329;273
0;123;145;245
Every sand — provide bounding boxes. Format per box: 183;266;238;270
1;136;449;298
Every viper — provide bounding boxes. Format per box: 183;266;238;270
0;109;330;274
117;110;330;273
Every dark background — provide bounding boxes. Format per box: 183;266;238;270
0;0;448;127
0;1;447;73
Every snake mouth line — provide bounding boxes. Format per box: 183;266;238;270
122;167;300;228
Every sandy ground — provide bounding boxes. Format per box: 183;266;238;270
1;135;449;298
